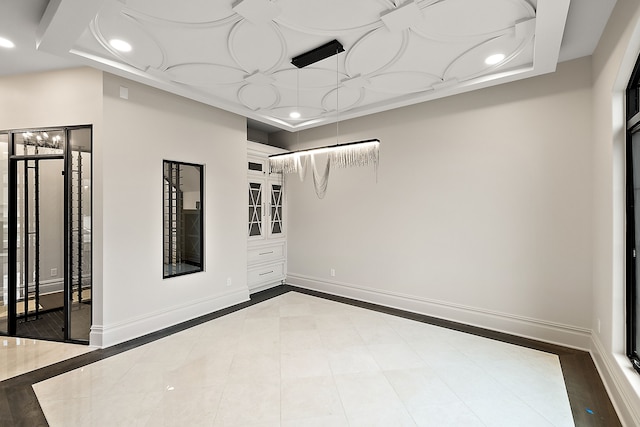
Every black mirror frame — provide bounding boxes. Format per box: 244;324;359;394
163;160;204;279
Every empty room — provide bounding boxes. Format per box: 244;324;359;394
1;0;639;426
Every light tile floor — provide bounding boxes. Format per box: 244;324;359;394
32;292;574;426
0;336;93;381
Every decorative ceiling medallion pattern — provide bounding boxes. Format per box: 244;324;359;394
444;34;533;81
273;68;349;90
367;72;441;94
275;0;385;34
228;21;286;74
321;86;365;112
416;0;535;41
66;0;569;131
124;0;237;25
166;63;246;87
92;3;166;70
238;83;280;110
345;29;408;76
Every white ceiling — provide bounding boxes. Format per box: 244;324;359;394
0;0;617;132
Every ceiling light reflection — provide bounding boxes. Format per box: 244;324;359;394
485;53;505;65
0;37;15;48
109;39;132;52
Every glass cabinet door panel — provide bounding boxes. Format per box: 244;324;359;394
249;181;263;238
270;183;283;236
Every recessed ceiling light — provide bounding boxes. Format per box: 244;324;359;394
109;39;132;52
485;53;505;65
289;111;301;119
0;37;15;49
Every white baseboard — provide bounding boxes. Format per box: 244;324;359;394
89;325;104;348
590;334;640;427
287;273;591;350
91;288;249;348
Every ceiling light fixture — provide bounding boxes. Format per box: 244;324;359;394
109;39;132;52
0;37;15;48
291;39;344;69
270;139;380;164
485;53;505;65
270;40;380;199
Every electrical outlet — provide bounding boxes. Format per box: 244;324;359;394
330;268;335;277
226;277;232;287
51;268;57;277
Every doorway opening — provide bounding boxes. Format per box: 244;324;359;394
0;126;92;343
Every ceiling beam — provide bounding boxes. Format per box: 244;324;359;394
36;0;106;54
533;0;571;72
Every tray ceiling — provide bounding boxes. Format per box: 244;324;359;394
34;0;572;131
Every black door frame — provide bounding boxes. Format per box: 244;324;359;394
6;125;92;343
626;57;640;374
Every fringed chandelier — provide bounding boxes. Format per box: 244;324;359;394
269;139;380;198
269;40;381;199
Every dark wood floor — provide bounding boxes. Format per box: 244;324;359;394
16;309;65;341
0;285;623;426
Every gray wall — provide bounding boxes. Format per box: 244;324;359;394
273;57;594;349
100;73;248;346
590;0;640;424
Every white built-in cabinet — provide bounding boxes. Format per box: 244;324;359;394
247;141;286;292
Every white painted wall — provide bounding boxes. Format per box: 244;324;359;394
590;0;640;424
0;67;103;326
273;57;594;349
99;73;248;347
0;68;103;130
0;68;250;348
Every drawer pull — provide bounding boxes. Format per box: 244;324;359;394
259;251;274;255
259;270;274;276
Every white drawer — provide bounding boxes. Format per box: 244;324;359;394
248;242;285;265
248;262;284;288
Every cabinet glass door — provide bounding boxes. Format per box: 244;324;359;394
269;182;283;237
248;179;264;239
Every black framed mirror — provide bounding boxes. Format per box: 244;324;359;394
163;160;203;278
